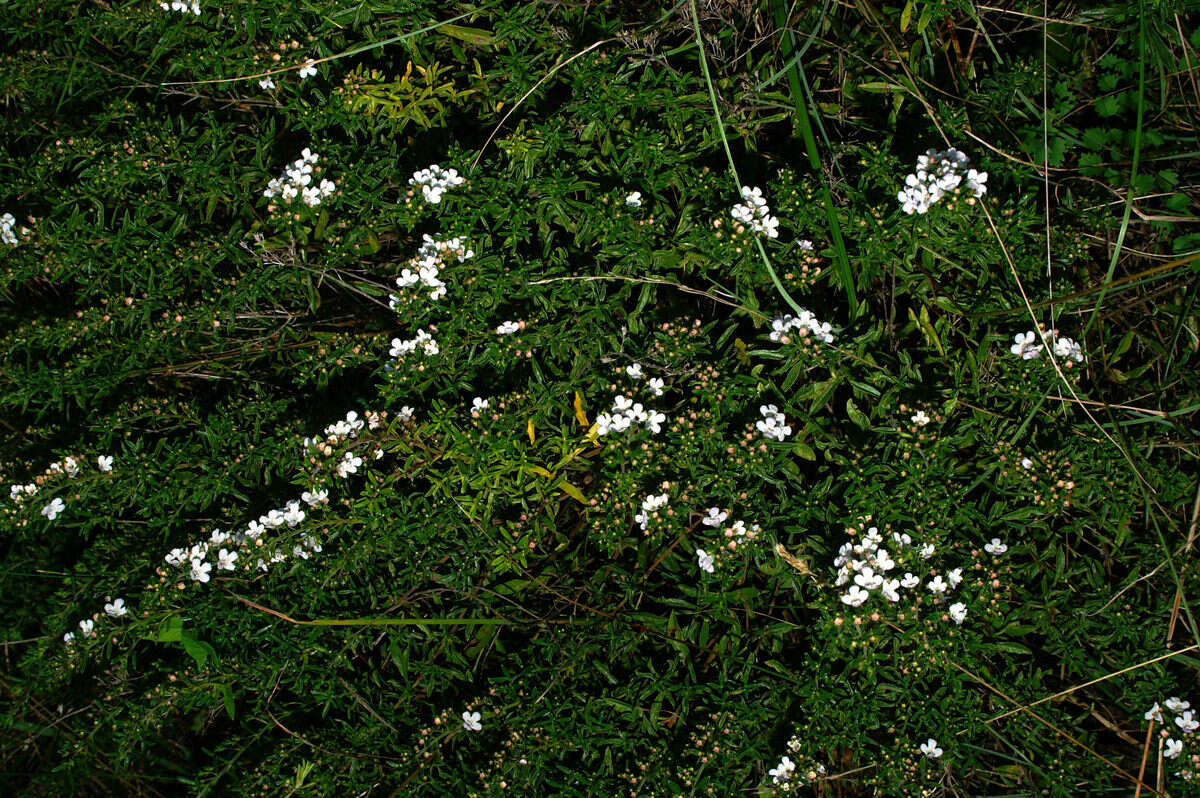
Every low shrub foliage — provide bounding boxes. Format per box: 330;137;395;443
1;1;1198;795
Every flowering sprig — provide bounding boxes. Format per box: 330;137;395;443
897;147;987;215
729;185;780;238
756;405;792;442
694;509;764;573
1144;696;1197;782
262;148;336;208
408;164;465;205
1009;328;1085;364
765;735;826;793
388;235;474;307
594;394;667;437
158;0;201;14
769;310;834;346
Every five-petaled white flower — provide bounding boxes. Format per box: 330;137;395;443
702;507;727;527
647;377;665;396
920;738;943;759
625;363;643;380
1165;738;1183;759
258;78;275;90
462;710;482;732
190;558;212;583
298;62;317;79
1166;697;1191;713
97;455;114;472
927;575;948;594
841;585;869;607
1175;710;1199;733
911;410;930;426
217;549;239;571
768;755;795;783
104;598;127;618
79;619;94;636
948;602;967;625
696;548;715;573
41;497;65;520
337;452;363;476
624;191;642;208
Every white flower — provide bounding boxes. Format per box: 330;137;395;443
920;738;943;759
302;489;328;506
190;558;212;583
104;598;127;618
702;507;727;527
948;602;967;625
841;585;869;607
730;186;780;238
298;62;317;79
697;549;715;573
647;377;664;396
645;411;666;434
911;410;930;426
41;498;65;521
984;538;1008;555
624;191;642;207
854;566;883;591
1010;331;1042;360
919;543;936;559
1165;738;1183;759
96;455;114;472
63;632;75;643
409;164;465;204
471;397;489;415
1166;697;1191;713
946;568;963;589
1146;703;1164;722
462;710;482;732
900;572;920;589
881;579;901;602
1175;710;1199;733
1020;457;1033;469
625;363;643;380
927;575;948;594
165;548;187;567
283;501;306;526
78;619;94;637
893;531;912;547
258;77;276;90
768;755;796;783
496;321;521;335
337;452;363;477
217;548;239;571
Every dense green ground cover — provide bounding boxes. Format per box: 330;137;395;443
1;0;1198;794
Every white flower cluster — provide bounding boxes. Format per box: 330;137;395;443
10;455;116;523
1;212;21;245
389;234;474;305
729;186;780;238
634;492;669;531
767;736;825;792
769;310;835;345
409;164;465;204
756;404;792;441
159;0;201;14
1145;697;1196;776
389;329;439;359
832;525;975;625
897;147;987;215
262;148;336;207
153;409;384;603
594;394;666;436
62;598;129;645
1009;329;1085;363
695;508;762;574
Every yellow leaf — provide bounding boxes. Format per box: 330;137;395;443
556;480;586;504
525;465;554;479
527;417;536;445
573;391;589;429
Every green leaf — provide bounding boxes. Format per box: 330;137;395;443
436;24;495;47
846;398;869;430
